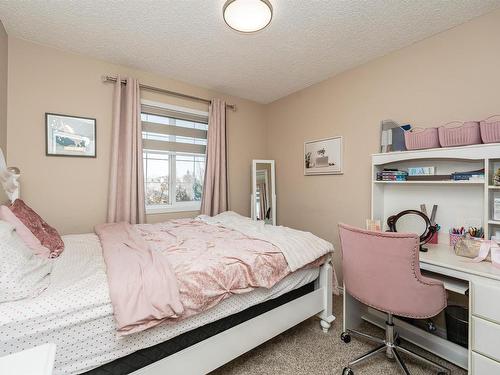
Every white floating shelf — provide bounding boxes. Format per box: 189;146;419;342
488;220;500;225
488;185;500;189
374;180;484;185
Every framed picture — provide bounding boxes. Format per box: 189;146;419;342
45;113;96;157
304;136;343;175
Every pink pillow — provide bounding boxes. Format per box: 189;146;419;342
0;205;51;258
9;199;65;257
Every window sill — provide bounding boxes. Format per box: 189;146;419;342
146;204;201;215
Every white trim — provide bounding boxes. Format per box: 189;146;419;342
141;99;209;117
251;160;277;225
146;202;201;215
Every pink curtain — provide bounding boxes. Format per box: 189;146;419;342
107;76;145;224
200;99;228;216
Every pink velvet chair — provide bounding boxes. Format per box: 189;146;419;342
338;223;449;375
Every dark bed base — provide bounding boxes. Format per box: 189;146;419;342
83;281;316;375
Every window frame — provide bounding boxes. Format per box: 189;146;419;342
141;100;208;215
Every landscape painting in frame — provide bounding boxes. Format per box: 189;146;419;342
46;113;96;157
304;136;343;175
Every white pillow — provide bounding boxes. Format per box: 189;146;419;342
0;220;53;302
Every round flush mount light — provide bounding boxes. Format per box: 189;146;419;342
223;0;273;33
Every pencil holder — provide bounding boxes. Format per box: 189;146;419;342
449;233;465;247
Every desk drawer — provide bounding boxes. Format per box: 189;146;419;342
472;279;500;324
471;352;500;375
472;317;500;361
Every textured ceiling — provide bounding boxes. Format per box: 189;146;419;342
0;1;499;103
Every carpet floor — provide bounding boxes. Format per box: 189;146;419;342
212;297;466;375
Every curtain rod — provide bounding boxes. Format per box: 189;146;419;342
102;75;236;111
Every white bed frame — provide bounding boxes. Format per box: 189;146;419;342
132;259;335;375
0;167;335;375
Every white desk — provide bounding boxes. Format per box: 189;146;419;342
344;244;500;375
0;343;56;375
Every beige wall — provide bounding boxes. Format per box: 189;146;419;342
7;37;266;234
265;9;500;281
0;21;7;156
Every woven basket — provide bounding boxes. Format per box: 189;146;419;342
404;127;440;150
480;115;500;144
438;121;481;147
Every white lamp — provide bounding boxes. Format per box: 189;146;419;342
223;0;273;33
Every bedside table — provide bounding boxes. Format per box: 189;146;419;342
0;343;56;375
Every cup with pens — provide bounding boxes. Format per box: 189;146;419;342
449;227;466;247
449;226;484;247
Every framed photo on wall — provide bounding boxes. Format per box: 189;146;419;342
304;136;343;175
45;113;96;157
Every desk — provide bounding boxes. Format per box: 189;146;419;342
343;244;500;375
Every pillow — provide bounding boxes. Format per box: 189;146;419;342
0;205;51;258
0;221;53;302
9;199;65;257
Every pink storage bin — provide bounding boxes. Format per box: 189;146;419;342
438;121;481;147
404;127;440;150
480;115;500;144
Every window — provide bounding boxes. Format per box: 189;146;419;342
142;104;208;213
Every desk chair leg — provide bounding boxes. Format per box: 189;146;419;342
392;348;410;375
396;346;451;375
342;329;385;345
341;312;451;375
348;344;386;366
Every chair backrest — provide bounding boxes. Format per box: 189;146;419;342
338;223;446;318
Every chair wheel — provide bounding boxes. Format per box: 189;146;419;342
342;367;354;375
340;332;351;343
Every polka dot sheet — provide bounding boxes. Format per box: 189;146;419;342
0;233;319;374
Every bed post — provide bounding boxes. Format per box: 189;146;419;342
316;257;335;333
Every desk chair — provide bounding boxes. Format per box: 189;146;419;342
338;224;450;375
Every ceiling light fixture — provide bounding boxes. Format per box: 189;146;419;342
223;0;273;33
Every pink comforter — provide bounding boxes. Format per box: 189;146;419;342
97;219;323;335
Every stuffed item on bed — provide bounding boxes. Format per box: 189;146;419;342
0;205;51;257
9;199;64;257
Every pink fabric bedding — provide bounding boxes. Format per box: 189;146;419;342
97;219;326;335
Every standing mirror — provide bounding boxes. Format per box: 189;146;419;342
251;160;276;225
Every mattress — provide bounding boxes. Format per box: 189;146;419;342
0;233;320;375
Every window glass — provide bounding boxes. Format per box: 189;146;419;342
143;152;169;205
176;154;205;202
141;108;207;212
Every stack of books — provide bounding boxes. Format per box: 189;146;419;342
376;169;408;181
451;169;485;181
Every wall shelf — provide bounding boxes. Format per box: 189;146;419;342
372;144;500;240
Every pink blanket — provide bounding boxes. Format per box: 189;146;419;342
95;222;184;335
97;219;325;335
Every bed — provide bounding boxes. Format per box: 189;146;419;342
0;212;336;375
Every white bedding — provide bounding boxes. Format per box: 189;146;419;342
0;233;320;374
198;211;333;271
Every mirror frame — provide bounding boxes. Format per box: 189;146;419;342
251;159;276;225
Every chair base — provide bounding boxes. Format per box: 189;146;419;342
341;313;450;375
